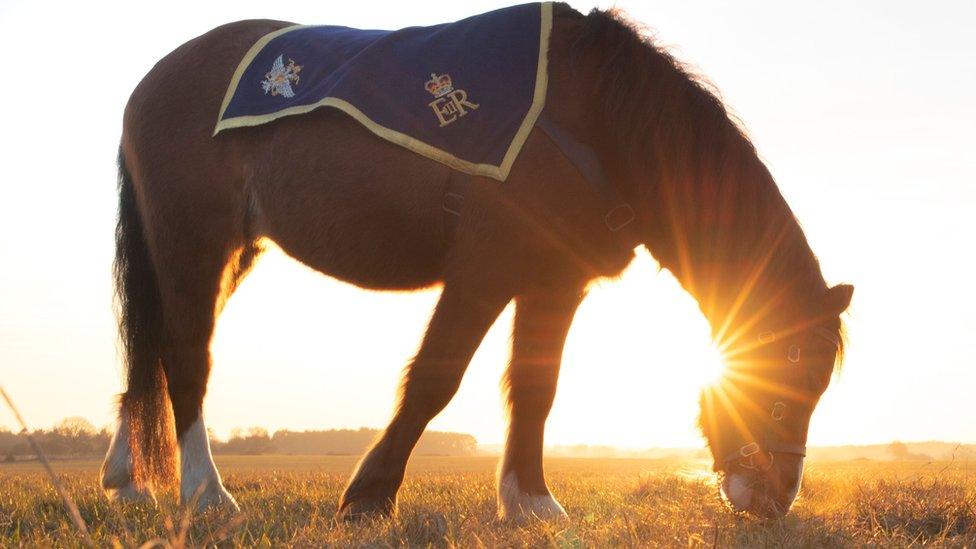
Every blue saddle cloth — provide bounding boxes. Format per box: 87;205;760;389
215;2;552;181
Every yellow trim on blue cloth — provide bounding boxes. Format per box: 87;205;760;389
213;2;552;182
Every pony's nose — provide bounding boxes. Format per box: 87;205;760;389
763;456;804;515
720;473;755;511
720;462;803;518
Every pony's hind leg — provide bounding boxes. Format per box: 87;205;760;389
158;238;261;512
101;406;156;503
112;156;258;511
101;155;172;505
498;287;585;521
102;224;256;510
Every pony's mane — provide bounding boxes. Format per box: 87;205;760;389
573;8;843;359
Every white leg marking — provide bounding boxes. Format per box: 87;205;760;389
497;470;568;521
100;411;155;504
180;417;239;512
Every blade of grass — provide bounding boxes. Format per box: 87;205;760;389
0;384;92;544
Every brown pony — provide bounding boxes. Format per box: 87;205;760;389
100;4;853;520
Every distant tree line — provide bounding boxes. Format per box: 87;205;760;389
887;440;933;461
0;418;477;460
209;427;477;456
1;417;110;460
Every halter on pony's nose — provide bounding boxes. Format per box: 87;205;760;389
717;326;840;517
720;326;839;473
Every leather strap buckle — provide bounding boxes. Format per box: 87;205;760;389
442;191;464;217
788;345;801;363
739;442;760;457
605;204;635;232
771;402;786;421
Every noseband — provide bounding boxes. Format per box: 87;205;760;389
721;326;840;471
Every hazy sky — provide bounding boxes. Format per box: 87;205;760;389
1;0;973;448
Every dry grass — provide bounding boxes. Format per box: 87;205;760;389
1;456;974;547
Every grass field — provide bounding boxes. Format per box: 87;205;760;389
1;456;974;547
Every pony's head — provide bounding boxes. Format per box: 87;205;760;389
698;283;853;517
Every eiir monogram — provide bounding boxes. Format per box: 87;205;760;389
425;73;479;127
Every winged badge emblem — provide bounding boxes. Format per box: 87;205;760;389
261;55;303;98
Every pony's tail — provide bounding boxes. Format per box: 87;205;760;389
115;146;177;489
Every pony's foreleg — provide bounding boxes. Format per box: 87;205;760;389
337;281;510;520
498;287;585;521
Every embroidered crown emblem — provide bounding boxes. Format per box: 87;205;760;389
425;73;454;98
262;54;303;98
424;72;479;127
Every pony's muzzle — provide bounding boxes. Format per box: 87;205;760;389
720;456;804;518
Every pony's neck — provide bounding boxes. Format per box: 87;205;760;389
575;8;828;340
638;101;828;340
640;114;827;338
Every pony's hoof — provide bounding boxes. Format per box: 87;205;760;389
499;494;569;522
105;483;157;505
498;472;568;522
184;481;240;513
336;496;395;521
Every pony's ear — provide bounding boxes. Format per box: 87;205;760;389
825;284;854;315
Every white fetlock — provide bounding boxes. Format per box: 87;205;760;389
100;413;156;504
497;471;568;521
180;417;240;512
183;477;240;512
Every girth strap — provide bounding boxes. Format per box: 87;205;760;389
534;113;641;250
442;170;468;238
441;112;642;251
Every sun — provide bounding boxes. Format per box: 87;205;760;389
529;251;739;448
696;342;728;387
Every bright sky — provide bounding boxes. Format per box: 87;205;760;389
1;1;974;449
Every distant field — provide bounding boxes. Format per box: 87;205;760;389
1;456;974;546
